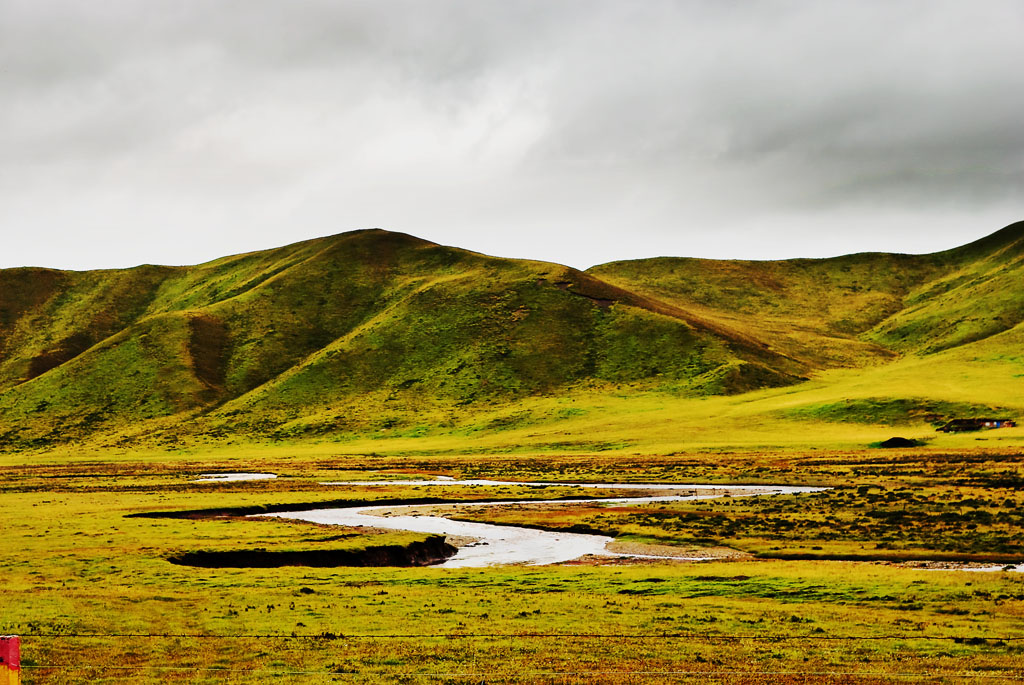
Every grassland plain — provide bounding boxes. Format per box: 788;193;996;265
2;449;1024;683
2;223;1024;681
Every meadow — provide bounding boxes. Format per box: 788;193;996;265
3;441;1023;683
3;226;1024;681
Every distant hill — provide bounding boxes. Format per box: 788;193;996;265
589;221;1024;367
1;222;1021;448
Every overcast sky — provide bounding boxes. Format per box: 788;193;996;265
2;1;1022;270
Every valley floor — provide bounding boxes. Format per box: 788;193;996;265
2;445;1023;683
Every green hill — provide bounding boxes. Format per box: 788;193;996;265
588;221;1024;367
865;222;1024;354
0;230;801;447
1;222;1021;449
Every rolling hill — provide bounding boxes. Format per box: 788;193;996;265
588;221;1024;367
1;222;1022;449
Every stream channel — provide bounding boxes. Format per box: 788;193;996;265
257;480;825;568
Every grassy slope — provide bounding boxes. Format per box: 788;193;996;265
588;251;939;369
0;230;802;447
588;221;1024;367
0;223;1022;450
866;221;1024;353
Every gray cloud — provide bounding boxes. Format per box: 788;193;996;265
0;0;1021;270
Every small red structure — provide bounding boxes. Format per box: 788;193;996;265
0;636;19;685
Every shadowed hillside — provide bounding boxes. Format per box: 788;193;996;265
0;223;1021;448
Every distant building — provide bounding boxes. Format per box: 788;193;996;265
937;418;1017;433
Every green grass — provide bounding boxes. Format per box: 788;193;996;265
1;229;801;447
3;222;1020;450
4;224;1024;681
3;453;1024;683
781;397;1012;426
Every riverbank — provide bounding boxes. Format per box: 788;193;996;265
261;482;824;566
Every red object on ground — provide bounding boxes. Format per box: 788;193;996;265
0;636;20;685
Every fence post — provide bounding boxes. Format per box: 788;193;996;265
0;636;19;685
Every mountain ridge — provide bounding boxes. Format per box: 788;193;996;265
1;222;1021;448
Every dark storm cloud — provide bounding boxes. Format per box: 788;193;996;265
0;1;1021;269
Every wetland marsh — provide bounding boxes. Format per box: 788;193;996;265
3;447;1023;682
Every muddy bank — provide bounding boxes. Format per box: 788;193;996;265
166;535;456;568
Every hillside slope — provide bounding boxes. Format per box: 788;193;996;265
588;221;1024;368
865;222;1024;353
1;223;1020;448
0;230;803;446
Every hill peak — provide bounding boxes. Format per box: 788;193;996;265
939;220;1024;260
325;227;438;246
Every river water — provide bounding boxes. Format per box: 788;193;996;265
257;480;824;567
193;472;278;482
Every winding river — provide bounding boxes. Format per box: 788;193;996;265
257;480;825;567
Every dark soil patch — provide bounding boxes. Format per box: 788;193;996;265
167;535;456;568
876;437;924;448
